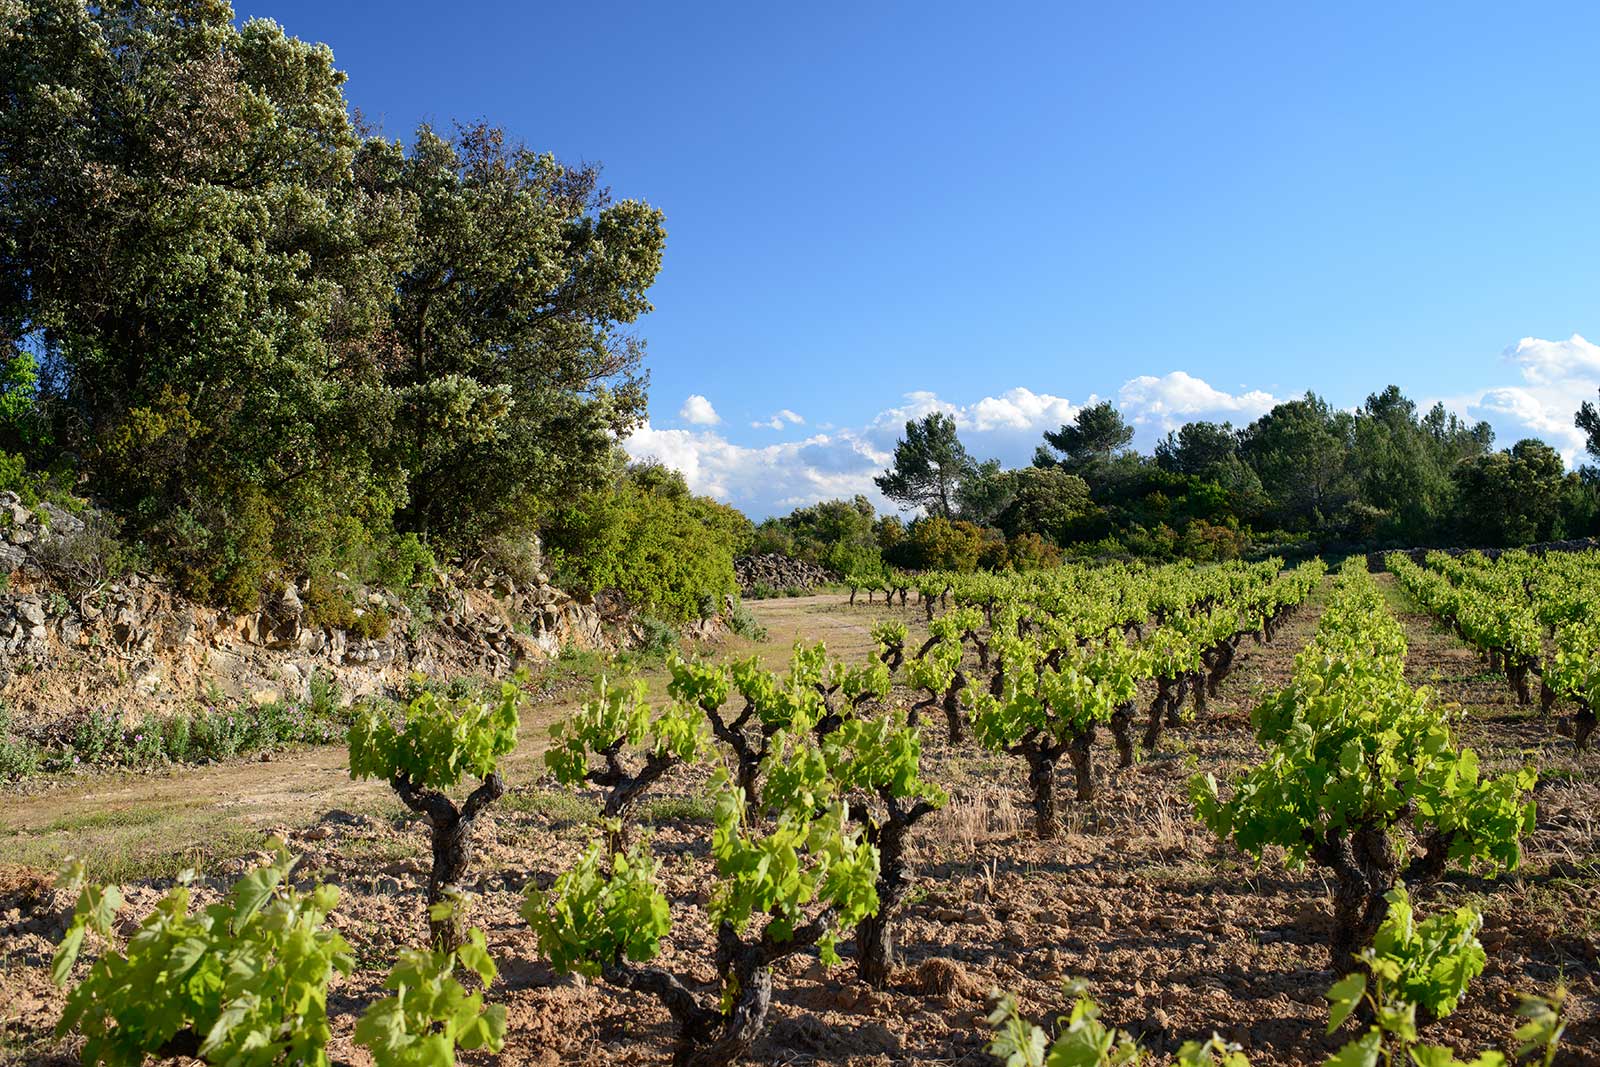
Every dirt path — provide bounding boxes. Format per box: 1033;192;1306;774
0;593;901;873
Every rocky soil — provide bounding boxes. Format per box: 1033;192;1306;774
0;584;1595;1066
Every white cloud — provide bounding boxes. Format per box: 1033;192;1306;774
1435;335;1598;464
626;345;1598;520
867;387;1077;439
751;408;805;430
1505;334;1600;387
968;387;1080;432
1117;371;1280;432
630;380;1285;517
678;394;720;426
622;422;892;516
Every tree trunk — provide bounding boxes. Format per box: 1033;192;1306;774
1025;747;1060;839
1168;676;1190;727
1315;826;1399;972
855;800;935;988
1574;702;1596;752
679;963;773;1067
393;772;505;950
600;751;678;852
1143;680;1171;751
1509;661;1531;705
1067;729;1095;802
942;670;967;743
1109;701;1135;768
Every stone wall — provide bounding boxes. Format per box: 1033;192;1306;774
734;553;834;593
0;492;656;724
1365;537;1600;572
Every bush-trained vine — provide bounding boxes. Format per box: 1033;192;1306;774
971;635;1141;837
523;771;880;1067
1191;560;1537;966
347;680;523;947
1389;549;1600;751
545;675;707;848
760;712;946;987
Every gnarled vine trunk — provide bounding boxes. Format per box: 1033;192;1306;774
1312;824;1400;971
1022;744;1061;839
1109;701;1135;768
607;915;841;1067
1067;728;1095;802
392;771;505;949
943;669;967;743
853;795;936;988
1143;678;1173;751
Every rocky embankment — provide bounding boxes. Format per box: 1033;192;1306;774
0;492;679;724
734;553;834;593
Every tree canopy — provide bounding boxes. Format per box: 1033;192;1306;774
874;412;974;519
0;0;668;612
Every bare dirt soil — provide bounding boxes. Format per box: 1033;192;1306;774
1;584;1594;1066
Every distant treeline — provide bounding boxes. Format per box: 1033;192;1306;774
754;388;1600;575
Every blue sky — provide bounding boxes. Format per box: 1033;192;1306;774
244;1;1600;516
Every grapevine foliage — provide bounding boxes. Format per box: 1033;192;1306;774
1323;891;1564;1067
987;981;1247;1067
989;893;1564;1067
347;680;521;789
544;676;706;787
1326;887;1485;1033
521;841;671;979
53;846;353;1067
708;776;880;964
353;923;508;1067
1189;560;1535;961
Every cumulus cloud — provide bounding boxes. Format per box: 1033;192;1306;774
1437;334;1599;464
678;394;720;426
629;379;1292;517
751;409;805;430
625;346;1598;519
1505;334;1600;387
968;387;1081;433
1117;372;1280;432
622;422;892;516
867;387;1077;440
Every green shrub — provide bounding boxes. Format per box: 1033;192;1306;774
0;706;39;780
161;714;193;763
371;532;437;592
70;708;125;766
633;615;679;658
543;462;743;624
190;705;251;762
0;450;28;496
899;516;984;571
1006;532;1061;570
32;512;143;593
726;601;768;641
